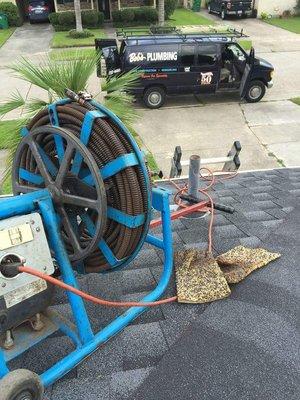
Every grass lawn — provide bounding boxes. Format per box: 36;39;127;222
51;29;106;48
265;17;300;34
238;39;252;51
291;97;300;105
0;120;16;150
167;8;214;26
0;119;16;194
0;27;15;48
49;48;96;61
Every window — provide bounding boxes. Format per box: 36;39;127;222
197;45;217;66
227;44;246;62
181;45;195;66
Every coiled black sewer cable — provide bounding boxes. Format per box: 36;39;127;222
13;101;150;272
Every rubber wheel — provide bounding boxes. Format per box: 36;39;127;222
0;369;44;400
143;86;166;109
245;80;266;103
221;9;226;20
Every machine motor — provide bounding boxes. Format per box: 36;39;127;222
0;213;54;340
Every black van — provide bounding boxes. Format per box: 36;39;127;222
208;0;256;19
96;32;274;109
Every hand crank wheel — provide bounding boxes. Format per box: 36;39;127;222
12;126;107;263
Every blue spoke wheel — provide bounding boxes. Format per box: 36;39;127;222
12;126;107;264
13;98;151;273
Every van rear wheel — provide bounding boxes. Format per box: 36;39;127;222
245;80;266;103
143;87;166;109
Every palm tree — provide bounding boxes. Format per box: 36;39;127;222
0;51;140;191
74;0;83;32
158;0;165;26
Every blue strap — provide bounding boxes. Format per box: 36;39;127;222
48;104;65;163
101;153;139;179
107;207;145;228
80;213;121;267
38;146;58;177
80;110;105;145
20;127;29;137
98;239;120;267
48;104;59;126
19;168;44;185
82;153;139;185
55;98;72;106
71;110;105;175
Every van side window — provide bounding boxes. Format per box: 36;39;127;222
197;45;217;66
181;45;195;66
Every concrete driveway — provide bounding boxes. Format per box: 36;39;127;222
134;16;300;175
0;22;53;66
0;23;54;121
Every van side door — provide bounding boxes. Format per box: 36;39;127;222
177;44;197;93
194;44;220;93
240;47;255;98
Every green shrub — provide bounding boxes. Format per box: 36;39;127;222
112;6;158;24
295;0;300;15
164;0;178;19
50;10;104;30
0;2;22;26
260;11;268;20
49;12;59;26
82;10;104;27
120;8;135;22
135;7;158;22
68;29;94;39
145;7;158;22
58;11;75;28
112;10;122;22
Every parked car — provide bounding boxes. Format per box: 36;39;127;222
28;0;50;23
207;0;257;19
96;32;274;108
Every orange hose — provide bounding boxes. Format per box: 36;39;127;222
18;169;236;308
19;266;177;307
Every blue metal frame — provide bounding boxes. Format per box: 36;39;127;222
0;186;173;387
29;98;152;273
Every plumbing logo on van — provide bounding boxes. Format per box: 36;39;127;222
129;51;178;63
200;72;213;85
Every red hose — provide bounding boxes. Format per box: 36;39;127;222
18;169;237;308
18;266;177;307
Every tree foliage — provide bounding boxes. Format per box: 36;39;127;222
0;52;140;190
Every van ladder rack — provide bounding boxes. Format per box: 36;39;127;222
116;26;248;40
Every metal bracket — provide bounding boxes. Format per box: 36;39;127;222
169;141;242;178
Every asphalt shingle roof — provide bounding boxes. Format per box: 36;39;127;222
9;167;300;400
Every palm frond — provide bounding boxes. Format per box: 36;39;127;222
102;68;140;93
104;90;139;128
0;91;25;117
23;98;49;117
10;52;100;98
1;118;28;191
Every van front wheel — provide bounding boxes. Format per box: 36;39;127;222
143;87;166;109
245;80;266;103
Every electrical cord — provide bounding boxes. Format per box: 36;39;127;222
18;265;177;307
18;168;237;308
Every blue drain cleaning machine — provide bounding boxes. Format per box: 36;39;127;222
0;94;173;399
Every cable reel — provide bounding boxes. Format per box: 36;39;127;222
12;95;151;273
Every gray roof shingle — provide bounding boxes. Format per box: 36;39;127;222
8;168;300;400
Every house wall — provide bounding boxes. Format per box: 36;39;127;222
110;0;154;11
255;0;297;16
